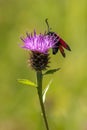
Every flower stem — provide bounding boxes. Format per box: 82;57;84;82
36;71;49;130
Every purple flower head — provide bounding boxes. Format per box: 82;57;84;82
21;30;55;53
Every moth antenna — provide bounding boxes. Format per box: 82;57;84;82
45;18;52;32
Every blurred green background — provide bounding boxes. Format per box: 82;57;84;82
0;0;87;130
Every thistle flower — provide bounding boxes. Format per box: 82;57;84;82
19;21;71;130
21;30;55;71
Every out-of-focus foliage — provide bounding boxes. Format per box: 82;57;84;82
0;0;87;130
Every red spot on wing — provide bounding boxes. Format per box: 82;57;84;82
59;38;71;51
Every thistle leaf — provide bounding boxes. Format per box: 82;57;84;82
42;79;53;103
43;68;60;75
18;79;37;87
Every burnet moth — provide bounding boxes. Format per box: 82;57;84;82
45;19;71;57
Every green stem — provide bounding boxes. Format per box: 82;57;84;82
36;71;49;130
